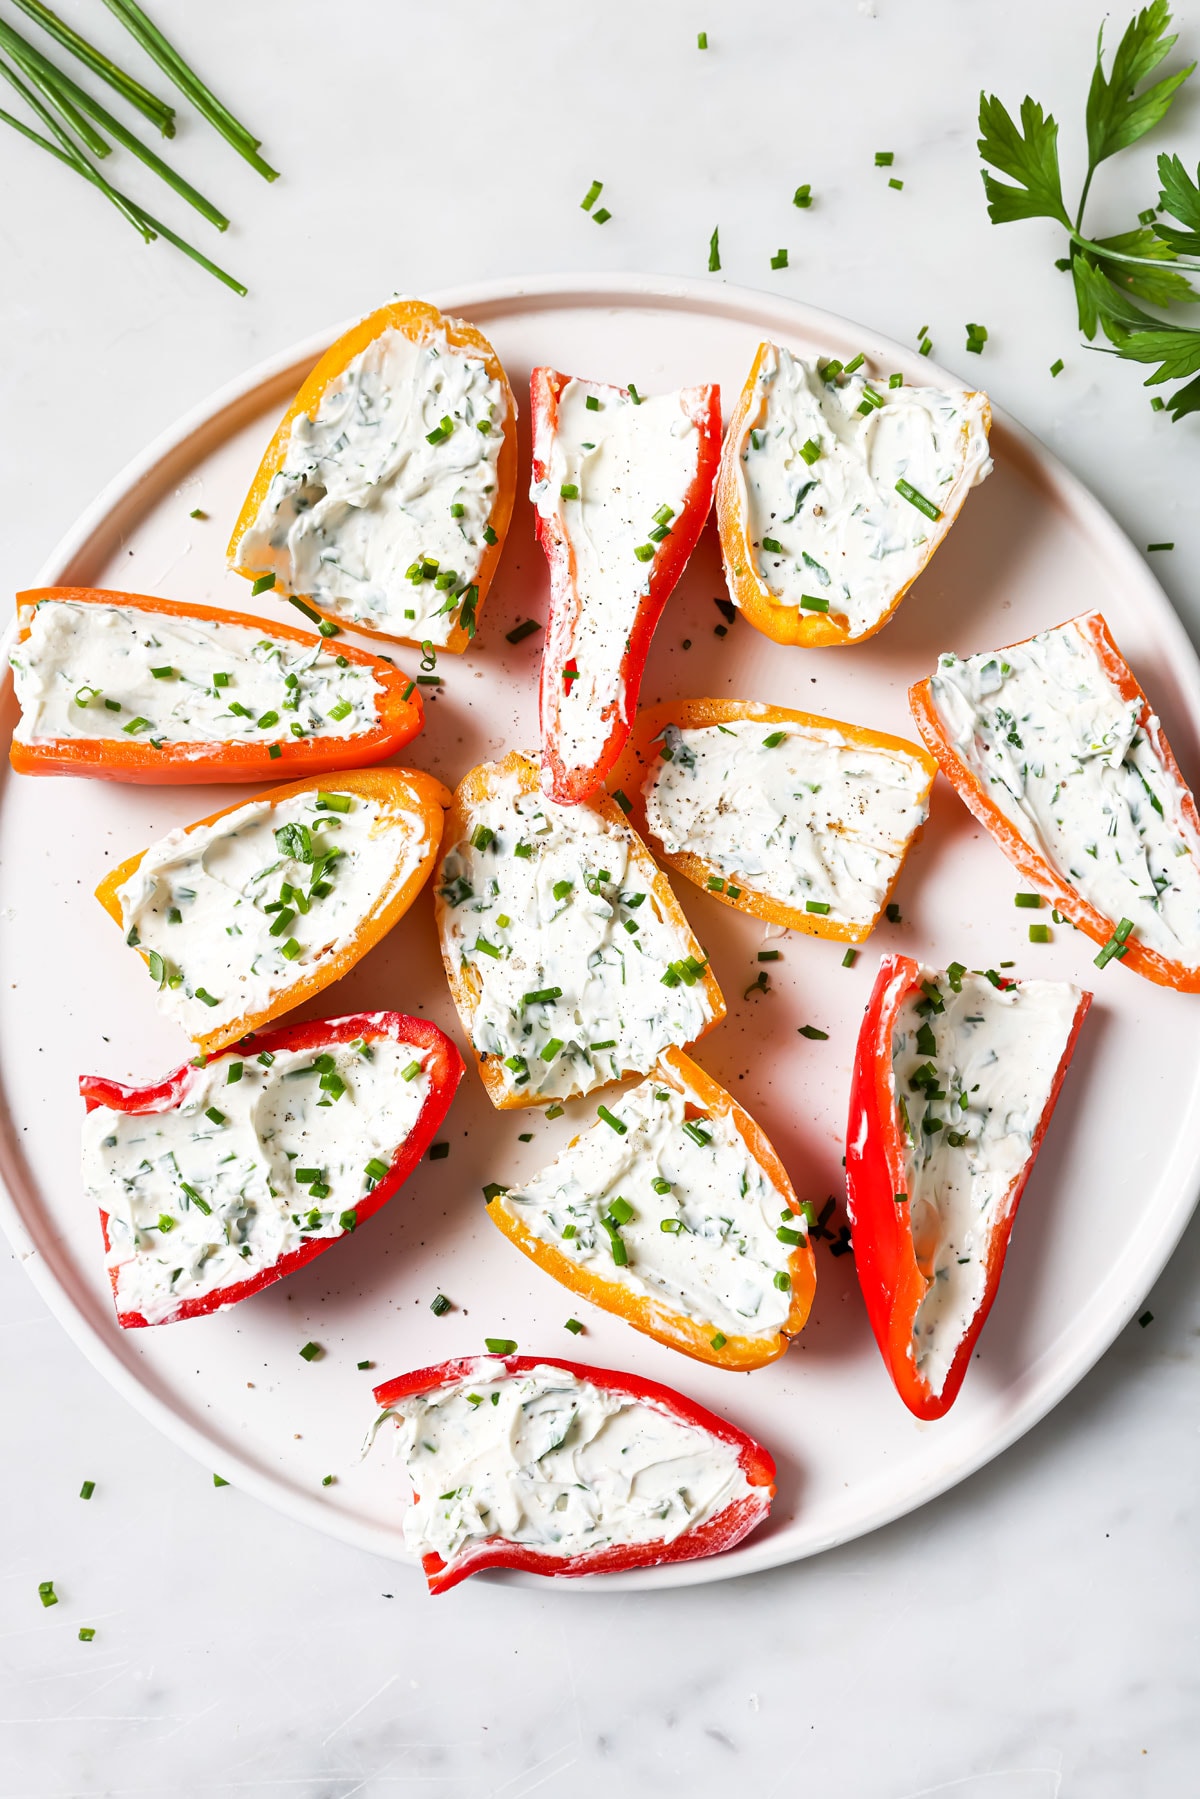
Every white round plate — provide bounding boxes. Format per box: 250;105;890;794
2;275;1199;1592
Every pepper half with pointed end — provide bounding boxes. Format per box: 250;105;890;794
530;367;721;803
910;609;1200;991
610;695;936;942
95;766;449;1055
846;955;1090;1419
9;587;422;782
434;750;724;1109
487;1046;816;1369
716;340;991;647
228;298;518;653
82;1011;463;1327
372;1353;776;1593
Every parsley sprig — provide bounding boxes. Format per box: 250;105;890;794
979;3;1200;418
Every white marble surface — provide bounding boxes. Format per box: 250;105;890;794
1;1;1198;1792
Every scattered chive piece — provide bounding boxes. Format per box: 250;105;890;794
593;206;612;224
482;1183;508;1203
189;507;206;518
874;151;894;166
770;248;788;269
1029;923;1051;943
321;1475;334;1487
1015;892;1042;908
565;1318;584;1333
546;1103;565;1120
798;1024;829;1040
213;1473;229;1486
710;1333;727;1350
800;437;822;464
895;478;941;520
364;1157;390;1183
38;1580;58;1608
965;322;988;354
612;788;632;814
758;949;782;962
1138;1309;1154;1327
425;415;454;446
842;948;858;967
697;29;708;47
805;900;831;915
708;224;720;272
1148;542;1174;552
523;986;562;1005
628;383;642;404
485;1337;516;1354
78;1627;96;1641
430;1293;451;1316
429;1141;449;1160
1050;358;1064;377
597;1105;627;1135
205;1106;225;1125
1095;916;1134;969
889;372;904;388
762;729;786;747
251;572;275;595
761;538;784;555
79;1479;95;1500
682;1119;712;1147
580;178;603;211
886;902;902;923
800;594;829;612
471;823;494;851
299;1341;321;1361
793;182;812;208
150;664;174;679
1151;395;1166;411
888;177;904;190
506;617;540;644
560;482;580;500
357;1360;371;1370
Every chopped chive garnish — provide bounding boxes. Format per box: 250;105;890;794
758;949;782;962
471;823;494;851
800;437;822;464
565;1317;584;1333
710;1333;727;1350
708;224;720;272
888;177;904;190
122;715;151;734
546;1103;565;1119
660;1218;683;1234
1015;892;1042;908
805;900;831;915
798;1025;828;1040
612;788;632;814
205;1106;225;1125
682;1119;711;1147
634;543;655;562
251;572;275;595
770;248;788;269
697;30;708;47
280;939;301;961
430;1293;451;1316
78;1627;96;1641
552;879;573;900
761;537;784;555
1148;542;1174;552
875;150;894;166
597;1105;627;1134
628;383;642;404
540;1038;563;1063
706;875;725;891
401;1061;422;1082
777;1224;803;1245
1029;923;1051;943
425;416;454;446
560;482;580;500
842;948;858;967
523;986;562;1006
895;478;941;520
581;178;603;211
299;1341;321;1361
79;1479;95;1500
364;1157;390;1183
592;206;611;224
652;1176;673;1195
150;664;174;679
762;730;786;747
357;1360;371;1370
38;1581;58;1608
429;1142;449;1161
506;617;540;644
194;987;221;1006
793;182;812;207
1095;916;1134;968
801;594;830;612
485;1337;516;1354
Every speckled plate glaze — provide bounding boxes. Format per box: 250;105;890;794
2;274;1199;1591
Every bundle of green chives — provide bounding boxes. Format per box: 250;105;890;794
0;0;278;292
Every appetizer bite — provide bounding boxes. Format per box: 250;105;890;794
8;587;422;782
716;341;991;646
612;697;936;941
911;612;1200;991
372;1354;776;1592
530;367;721;802
847;956;1090;1418
81;1012;463;1328
487;1047;816;1369
95;767;448;1054
435;752;724;1108
228;298;517;652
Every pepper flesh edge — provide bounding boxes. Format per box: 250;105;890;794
486;1045;816;1369
532;368;722;804
844;953;1092;1419
8;587;423;783
609;695;936;942
372;1352;776;1592
909;609;1200;992
226;298;518;655
715;339;991;648
81;1010;464;1329
434;750;725;1110
94;765;450;1054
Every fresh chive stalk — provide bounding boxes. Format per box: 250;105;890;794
12;0;174;134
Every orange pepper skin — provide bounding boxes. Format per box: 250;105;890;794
846;955;1092;1420
910;609;1200;992
435;751;725;1110
715;340;991;648
609;696;936;943
81;1010;464;1329
226;299;518;654
9;587;423;783
94;766;450;1056
532;368;722;803
373;1353;776;1593
486;1045;816;1370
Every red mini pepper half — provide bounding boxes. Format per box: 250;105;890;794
845;956;1091;1420
373;1353;776;1593
531;368;722;803
81;1011;463;1328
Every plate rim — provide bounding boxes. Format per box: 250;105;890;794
3;269;1199;1593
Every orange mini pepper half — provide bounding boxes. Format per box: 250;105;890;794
609;696;936;943
8;586;422;783
910;609;1200;992
227;298;518;654
434;751;725;1109
95;766;449;1056
487;1045;816;1371
715;340;991;648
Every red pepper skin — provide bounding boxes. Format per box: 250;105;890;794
531;369;722;804
373;1354;776;1593
845;956;1091;1420
81;1012;463;1329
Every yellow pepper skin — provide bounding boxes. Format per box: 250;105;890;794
609;696;936;944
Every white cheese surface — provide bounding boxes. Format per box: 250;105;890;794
499;1075;799;1340
643;715;930;926
383;1361;751;1566
11;599;380;746
118;788;429;1040
437;770;716;1101
733;344;991;639
928;615;1200;968
236;321;506;645
893;968;1080;1397
532;379;703;770
84;1036;430;1324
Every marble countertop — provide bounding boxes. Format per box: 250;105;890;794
1;1;1197;1793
